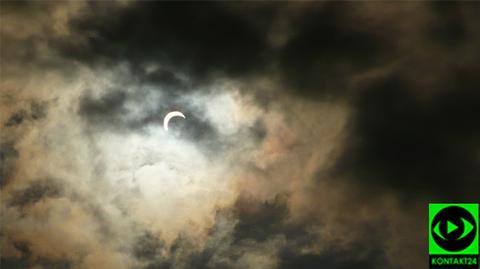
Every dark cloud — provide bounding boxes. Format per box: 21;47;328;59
427;2;469;47
278;250;387;269
129;196;294;269
232;194;289;243
0;258;29;269
10;178;62;208
278;2;391;98
5;110;26;127
0;143;19;187
30;100;48;120
0;241;72;269
133;232;166;262
0;256;72;269
0;240;32;269
78;89;129;130
34;257;72;269
61;2;270;83
149;194;393;269
4;101;48;127
335;69;480;201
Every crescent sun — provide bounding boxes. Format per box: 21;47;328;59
163;111;186;131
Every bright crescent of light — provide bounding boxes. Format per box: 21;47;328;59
163;111;186;131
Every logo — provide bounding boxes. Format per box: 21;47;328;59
429;203;479;269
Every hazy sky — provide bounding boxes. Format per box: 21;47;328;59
1;2;479;269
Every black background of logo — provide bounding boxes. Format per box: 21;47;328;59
431;206;477;252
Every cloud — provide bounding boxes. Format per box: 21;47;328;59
335;70;480;201
1;2;479;269
277;2;391;98
58;2;271;83
9;178;62;208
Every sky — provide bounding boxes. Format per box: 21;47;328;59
1;2;479;269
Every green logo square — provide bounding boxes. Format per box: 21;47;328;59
429;203;479;255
